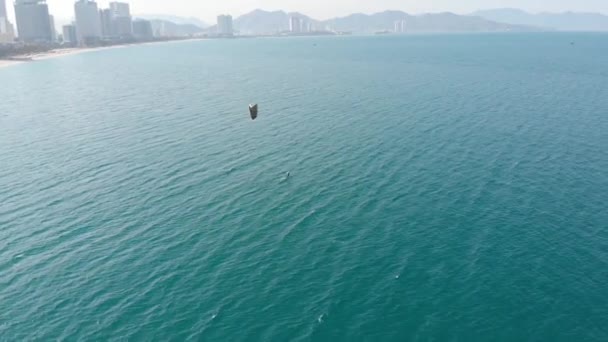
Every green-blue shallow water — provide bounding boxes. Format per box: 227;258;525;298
1;33;607;341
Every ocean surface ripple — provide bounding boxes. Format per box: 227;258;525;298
1;33;607;341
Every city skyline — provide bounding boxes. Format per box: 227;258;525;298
4;0;608;44
4;0;608;26
2;0;156;46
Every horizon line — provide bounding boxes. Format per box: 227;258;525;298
49;7;608;23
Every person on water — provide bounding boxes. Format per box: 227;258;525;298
249;104;258;120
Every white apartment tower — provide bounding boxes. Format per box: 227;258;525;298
74;0;102;44
394;20;407;33
217;14;233;36
289;16;302;33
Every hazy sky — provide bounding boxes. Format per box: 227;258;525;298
6;0;608;24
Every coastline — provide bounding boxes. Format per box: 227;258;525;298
0;46;125;69
0;59;22;68
0;39;205;69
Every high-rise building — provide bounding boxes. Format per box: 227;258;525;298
106;2;132;38
99;8;112;37
289;16;302;33
48;14;56;41
62;24;77;45
0;18;15;43
74;0;102;45
394;20;407;33
0;17;8;33
216;14;233;36
132;19;152;40
0;0;9;37
0;0;15;43
0;0;15;44
109;2;130;17
301;20;312;33
0;0;7;18
99;3;132;39
112;16;132;37
14;0;53;42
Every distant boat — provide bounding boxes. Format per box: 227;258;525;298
249;104;258;120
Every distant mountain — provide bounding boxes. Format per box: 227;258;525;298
327;11;538;33
325;10;407;33
233;9;321;34
146;20;205;37
233;9;538;35
408;12;537;32
136;15;208;29
473;9;608;31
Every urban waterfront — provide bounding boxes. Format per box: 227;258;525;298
1;0;339;61
1;34;607;340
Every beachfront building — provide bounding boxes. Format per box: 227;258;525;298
0;0;6;18
0;18;15;43
62;24;77;46
109;2;132;38
217;14;233;36
303;21;312;33
0;0;14;42
0;0;15;43
132;19;152;40
112;15;132;38
49;14;56;41
99;8;112;37
14;0;53;42
74;0;102;45
0;0;14;43
394;20;407;33
99;2;132;40
289;16;301;33
109;1;129;17
0;0;11;42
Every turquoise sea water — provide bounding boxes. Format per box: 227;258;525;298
1;33;607;341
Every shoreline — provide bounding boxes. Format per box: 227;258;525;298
0;38;206;69
0;46;125;68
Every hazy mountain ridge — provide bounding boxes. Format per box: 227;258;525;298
473;9;608;31
133;15;207;37
233;9;322;34
326;10;537;33
128;9;608;36
233;9;540;34
325;10;408;33
52;8;608;38
145;20;206;37
136;15;208;28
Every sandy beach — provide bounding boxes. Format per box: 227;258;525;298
0;59;22;68
27;47;119;60
0;45;126;68
0;39;208;69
